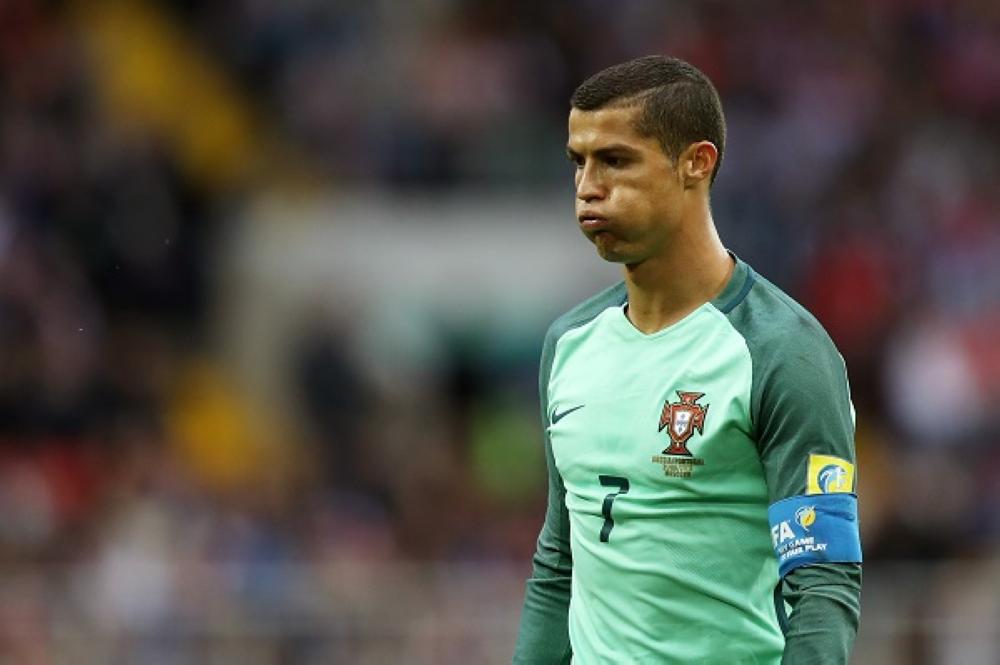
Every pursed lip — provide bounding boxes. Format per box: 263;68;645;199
577;211;610;230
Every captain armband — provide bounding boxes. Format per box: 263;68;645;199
767;493;862;578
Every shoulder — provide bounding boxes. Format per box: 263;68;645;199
543;281;627;350
721;267;851;428
536;281;626;409
723;269;841;370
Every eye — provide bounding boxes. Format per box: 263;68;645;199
604;155;626;168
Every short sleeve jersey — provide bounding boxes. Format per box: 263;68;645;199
532;256;860;664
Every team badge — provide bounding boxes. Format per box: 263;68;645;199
806;454;855;494
658;391;709;455
651;391;709;478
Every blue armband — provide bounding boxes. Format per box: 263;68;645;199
767;493;862;578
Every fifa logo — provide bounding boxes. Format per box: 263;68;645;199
795;506;816;531
806;454;855;495
818;465;848;493
772;505;818;547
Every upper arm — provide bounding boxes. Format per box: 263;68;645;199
751;323;862;578
753;326;856;502
531;430;573;578
530;326;573;578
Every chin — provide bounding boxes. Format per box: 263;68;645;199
594;246;633;264
590;237;633;264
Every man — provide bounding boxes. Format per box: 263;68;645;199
513;56;862;664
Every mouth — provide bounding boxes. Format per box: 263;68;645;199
578;213;609;231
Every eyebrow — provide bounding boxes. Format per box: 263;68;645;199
566;144;641;160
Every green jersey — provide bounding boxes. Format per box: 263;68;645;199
514;256;862;664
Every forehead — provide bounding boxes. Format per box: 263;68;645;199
567;105;653;152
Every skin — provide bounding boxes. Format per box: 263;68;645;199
566;104;734;334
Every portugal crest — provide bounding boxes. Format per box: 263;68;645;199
652;391;709;478
658;391;709;456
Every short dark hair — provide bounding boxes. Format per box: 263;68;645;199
571;55;726;185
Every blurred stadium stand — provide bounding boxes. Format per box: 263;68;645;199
0;0;998;662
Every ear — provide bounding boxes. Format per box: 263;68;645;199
679;141;718;188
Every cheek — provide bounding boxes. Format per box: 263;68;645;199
646;180;680;215
612;184;656;221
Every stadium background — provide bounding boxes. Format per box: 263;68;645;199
1;0;998;662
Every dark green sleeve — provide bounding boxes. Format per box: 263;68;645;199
725;271;862;664
781;564;862;665
513;326;573;665
754;322;861;663
512;428;573;664
750;324;856;502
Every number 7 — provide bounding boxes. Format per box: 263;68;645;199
599;475;630;542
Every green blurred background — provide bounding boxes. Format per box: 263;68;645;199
1;1;998;662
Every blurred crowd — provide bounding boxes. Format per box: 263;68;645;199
1;0;999;661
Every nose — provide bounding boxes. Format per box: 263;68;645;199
576;162;606;202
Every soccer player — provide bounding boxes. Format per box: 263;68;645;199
513;56;862;664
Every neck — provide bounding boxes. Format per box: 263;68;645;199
623;206;733;335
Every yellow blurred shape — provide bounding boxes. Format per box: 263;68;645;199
167;360;283;492
73;0;261;189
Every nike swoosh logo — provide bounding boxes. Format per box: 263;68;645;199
551;404;585;425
